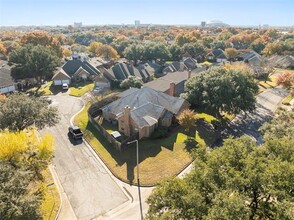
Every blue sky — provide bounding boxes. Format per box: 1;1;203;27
0;0;293;26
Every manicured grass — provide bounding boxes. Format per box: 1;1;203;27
196;113;218;123
69;81;94;97
282;95;294;105
27;81;55;96
40;168;60;220
74;104;193;186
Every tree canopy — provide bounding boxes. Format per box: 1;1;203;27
0;93;59;131
0;161;42;220
147;136;294;220
9;44;60;81
0;129;55;219
260;108;294;140
120;76;143;89
20;31;63;57
182;67;259;117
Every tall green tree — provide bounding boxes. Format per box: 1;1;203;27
260;108;294;140
182;67;258;117
168;44;182;61
0;161;42;220
147;137;294;220
10;44;60;81
123;44;144;64
0;93;59;131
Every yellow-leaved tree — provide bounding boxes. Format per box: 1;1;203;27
0;129;54;178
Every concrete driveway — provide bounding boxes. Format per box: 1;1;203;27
45;92;127;220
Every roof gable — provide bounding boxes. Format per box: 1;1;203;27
103;87;186;116
52;69;71;80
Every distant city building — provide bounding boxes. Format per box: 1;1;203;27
74;22;82;28
201;21;206;27
205;20;229;27
135;20;140;27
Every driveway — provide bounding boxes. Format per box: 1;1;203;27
45;92;127;220
214;86;288;146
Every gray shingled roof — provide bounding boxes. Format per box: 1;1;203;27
102;87;186;116
130;102;166;128
62;59;100;77
0;61;14;88
117;87;139;98
144;68;206;94
107;62;151;82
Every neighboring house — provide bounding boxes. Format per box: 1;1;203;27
99;62;154;83
52;53;108;85
0;61;16;94
144;67;206;96
182;52;192;59
207;48;227;63
163;57;198;74
92;75;111;90
236;50;262;65
137;61;163;75
101;87;190;139
52;69;71;86
268;55;294;69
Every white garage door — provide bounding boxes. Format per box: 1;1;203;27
54;80;62;85
61;80;70;85
0;85;15;94
54;80;70;85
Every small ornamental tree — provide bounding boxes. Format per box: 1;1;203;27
277;72;294;95
177;109;195;132
120;76;143;89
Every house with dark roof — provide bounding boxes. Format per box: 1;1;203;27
207;48;227;63
163;57;198;74
99;62;154;83
236;50;261;65
0;61;16;94
52;54;109;86
268;55;294;69
101;87;190;139
144;67;206;96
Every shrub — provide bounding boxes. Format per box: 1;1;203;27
151;126;168;139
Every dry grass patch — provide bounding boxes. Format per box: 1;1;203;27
40;168;60;220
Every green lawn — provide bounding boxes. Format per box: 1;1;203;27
196;113;218;123
74;104;194;186
40;168;60;220
69;82;94;97
282;95;294;105
27;81;55;96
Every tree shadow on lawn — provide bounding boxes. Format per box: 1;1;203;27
86;122;178;184
193;118;219;147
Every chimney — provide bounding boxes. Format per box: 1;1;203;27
123;105;131;137
188;69;191;79
169;82;175;97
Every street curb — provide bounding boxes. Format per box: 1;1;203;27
69;99;134;203
48;165;62;220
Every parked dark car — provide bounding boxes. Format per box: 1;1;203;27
68;126;83;140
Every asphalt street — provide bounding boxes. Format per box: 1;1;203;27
45;92;127;220
215;86;288;146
